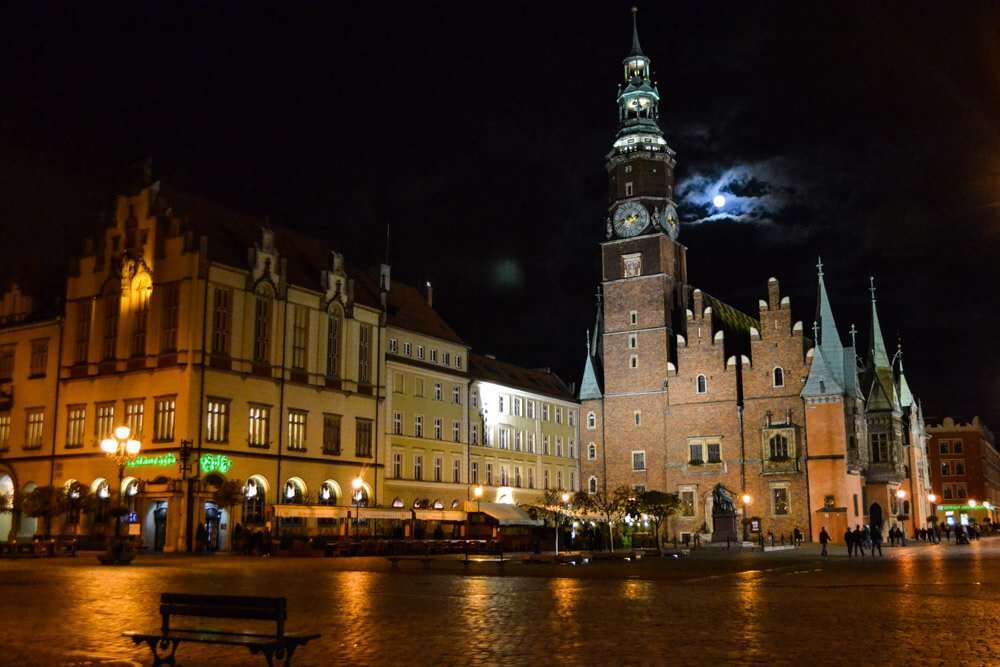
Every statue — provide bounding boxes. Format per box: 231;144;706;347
711;483;739;543
605;216;613;239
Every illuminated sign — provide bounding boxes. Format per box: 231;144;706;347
495;486;514;505
126;453;177;468
199;453;232;475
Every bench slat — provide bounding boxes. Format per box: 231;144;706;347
161;593;285;610
161;604;284;621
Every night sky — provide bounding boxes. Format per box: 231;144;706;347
2;3;999;425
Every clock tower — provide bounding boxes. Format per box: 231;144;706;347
600;7;687;398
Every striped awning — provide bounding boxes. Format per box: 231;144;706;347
273;505;349;519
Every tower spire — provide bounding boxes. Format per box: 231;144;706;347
868;276;891;369
630;6;644;57
814;257;845;387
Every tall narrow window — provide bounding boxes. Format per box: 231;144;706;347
453;459;461;483
772;487;790;515
632;451;646;471
153;397;176;442
433;456;442;482
75;300;91;364
66;406;86;449
0;414;10;450
358;323;372;385
292;305;309;370
470;461;479;484
248;405;270;448
102;291;120;361
132;283;150;357
414;415;423;438
253;286;273;365
206;399;230;443
323;414;342;455
414;455;424;480
25;409;44;449
871;432;889;463
393;452;402;478
0;345;13;381
125;399;144;438
95;403;115;440
29;339;48;377
392;411;402;435
287;410;307;451
434;418;442;440
355;418;373;457
769;434;789;459
212;287;232;355
452;420;461;443
160;283;180;353
326;309;341;377
470;424;478;445
772;367;784;388
696;375;707;394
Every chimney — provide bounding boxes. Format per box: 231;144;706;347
425;281;433;308
767;277;780;309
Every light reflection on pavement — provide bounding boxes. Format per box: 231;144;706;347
2;540;1000;666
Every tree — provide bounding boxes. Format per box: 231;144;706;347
574;485;631;552
20;485;66;538
637;490;681;555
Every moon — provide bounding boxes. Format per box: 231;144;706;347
713;194;726;209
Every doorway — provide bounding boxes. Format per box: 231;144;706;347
153;502;168;552
204;502;221;552
869;502;884;533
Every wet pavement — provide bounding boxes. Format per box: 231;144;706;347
2;539;999;666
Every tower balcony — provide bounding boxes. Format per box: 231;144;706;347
762;455;801;475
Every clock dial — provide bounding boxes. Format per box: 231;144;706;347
612;201;649;238
663;204;679;239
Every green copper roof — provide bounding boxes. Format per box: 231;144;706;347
868;277;892;370
815;259;846;389
703;293;760;335
802;346;844;398
630;7;645;57
896;343;915;408
579;350;603;400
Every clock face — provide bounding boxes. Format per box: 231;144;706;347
613;201;649;238
663;204;680;239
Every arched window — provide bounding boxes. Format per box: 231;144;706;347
326;307;342;378
902;500;911;516
318;481;339;505
696;375;707;394
769;434;789;460
253;284;273;364
243;477;267;525
587;412;596;430
353;485;370;508
432;499;444;510
391;497;404;508
284;477;306;504
451;499;461;509
772;367;784;388
588;476;598;494
588;443;597;461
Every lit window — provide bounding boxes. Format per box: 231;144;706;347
291;306;309;370
25;409;44;449
248;405;271;448
206;399;229;443
772;487;790;515
153;397;176;442
66;406;86;449
287;410;307;451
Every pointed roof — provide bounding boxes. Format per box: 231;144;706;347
896;342;915;409
801;342;844;398
580;292;604;401
868;277;892;370
629;6;645;57
580;334;603;400
815;258;846;388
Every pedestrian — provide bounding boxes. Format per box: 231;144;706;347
844;528;854;558
819;527;830;556
870;527;883;557
793;527;803;547
853;526;866;556
232;523;243;554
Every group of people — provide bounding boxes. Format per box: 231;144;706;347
232;522;273;556
844;525;883;557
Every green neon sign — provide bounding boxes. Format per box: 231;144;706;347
199;453;233;475
126;452;177;468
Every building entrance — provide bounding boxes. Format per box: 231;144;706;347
153;502;168;552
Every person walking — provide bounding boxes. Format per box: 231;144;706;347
819;527;830;556
844;527;854;558
853;526;866;556
870;526;883;557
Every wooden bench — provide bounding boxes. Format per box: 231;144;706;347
386;555;435;569
123;593;320;666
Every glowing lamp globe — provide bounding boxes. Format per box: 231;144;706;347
351;476;363;491
473;485;484;499
969;499;978;508
985;501;993;510
712;194;726;209
927;493;937;503
125;439;141;456
100;438;117;454
561;492;570;503
114;425;131;441
741;493;751;505
895;489;906;499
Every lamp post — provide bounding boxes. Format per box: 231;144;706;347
351;476;364;539
467;484;484;562
554;491;570;556
100;425;141;542
741;493;751;542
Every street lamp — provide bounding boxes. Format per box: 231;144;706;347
555;491;570;556
100;425;141;543
741;494;751;542
969;499;978;508
351;476;364;539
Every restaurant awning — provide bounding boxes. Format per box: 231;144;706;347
466;502;543;526
273;505;349;519
352;508;412;521
413;509;467;522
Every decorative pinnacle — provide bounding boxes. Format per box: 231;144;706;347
849;324;858;348
869;276;876;303
812;320;819;342
630;6;644;56
586;329;591;350
816;257;824;277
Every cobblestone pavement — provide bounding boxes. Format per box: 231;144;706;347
2;539;999;666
